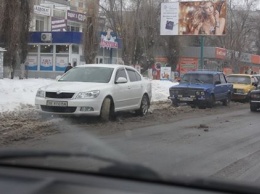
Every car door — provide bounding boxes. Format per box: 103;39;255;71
126;68;143;107
214;74;225;100
113;68;132;110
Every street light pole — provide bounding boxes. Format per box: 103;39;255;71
200;35;204;70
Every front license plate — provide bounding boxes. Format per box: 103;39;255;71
180;97;193;101
46;100;68;107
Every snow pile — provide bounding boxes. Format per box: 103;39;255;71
0;78;54;113
151;80;178;102
0;78;178;113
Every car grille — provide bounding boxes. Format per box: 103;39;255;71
46;92;75;99
41;106;77;113
170;89;197;97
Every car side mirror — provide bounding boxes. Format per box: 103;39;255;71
215;81;221;85
116;77;127;84
56;75;62;81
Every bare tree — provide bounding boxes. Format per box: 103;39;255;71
100;0;181;71
0;0;32;79
83;0;99;64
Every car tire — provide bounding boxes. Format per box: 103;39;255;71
250;103;258;112
136;94;149;116
191;104;196;108
100;98;112;121
207;95;215;108
171;100;179;107
222;93;231;106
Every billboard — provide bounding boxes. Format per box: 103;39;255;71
161;0;226;36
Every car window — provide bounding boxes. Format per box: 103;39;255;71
181;73;213;84
59;67;114;83
220;74;226;84
226;76;251;84
115;68;127;82
213;74;220;83
126;69;138;82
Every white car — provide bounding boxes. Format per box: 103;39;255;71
35;64;152;120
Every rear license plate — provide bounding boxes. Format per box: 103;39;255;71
46;100;68;107
180;97;193;101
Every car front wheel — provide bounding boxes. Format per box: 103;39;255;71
250;103;258;112
100;98;113;121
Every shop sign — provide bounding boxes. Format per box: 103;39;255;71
67;10;86;22
40;56;53;71
215;47;227;59
100;29;118;49
34;5;51;16
51;18;67;31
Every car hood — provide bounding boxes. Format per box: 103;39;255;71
170;83;213;91
232;83;251;90
40;82;110;92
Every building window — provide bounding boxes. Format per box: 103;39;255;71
56;45;69;53
40;45;53;53
72;45;79;54
35;16;44;31
28;45;39;53
67;22;80;32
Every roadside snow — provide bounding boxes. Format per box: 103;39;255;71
0;78;178;113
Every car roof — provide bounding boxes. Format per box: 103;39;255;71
186;71;221;75
77;64;131;69
227;74;254;77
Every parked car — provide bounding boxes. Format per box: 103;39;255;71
168;71;233;109
35;64;152;120
226;74;258;101
253;74;260;81
250;82;260;112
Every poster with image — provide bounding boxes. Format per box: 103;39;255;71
56;56;68;71
160;2;179;35
25;56;38;71
40;56;53;71
161;1;227;36
160;67;171;80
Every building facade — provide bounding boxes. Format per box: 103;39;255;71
22;0;121;78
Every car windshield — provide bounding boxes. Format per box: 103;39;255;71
226;76;251;84
59;67;114;83
181;73;213;84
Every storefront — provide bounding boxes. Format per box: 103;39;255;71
26;31;82;78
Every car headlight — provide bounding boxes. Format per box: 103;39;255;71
196;91;205;96
76;90;100;99
36;89;45;98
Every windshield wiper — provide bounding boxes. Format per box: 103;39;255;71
195;79;204;83
0;149;159;180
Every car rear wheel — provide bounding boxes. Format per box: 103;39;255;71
100;98;113;121
136;95;149;116
222;93;231;106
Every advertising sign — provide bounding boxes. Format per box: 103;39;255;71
25;56;38;71
56;56;68;71
160;2;179;35
215;47;227;59
40;56;53;71
51;18;67;31
160;67;171;80
100;29;118;49
161;0;227;36
34;5;51;16
177;58;198;76
67;10;86;22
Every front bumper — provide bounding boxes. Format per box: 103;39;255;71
231;93;248;100
168;95;209;104
35;97;102;115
